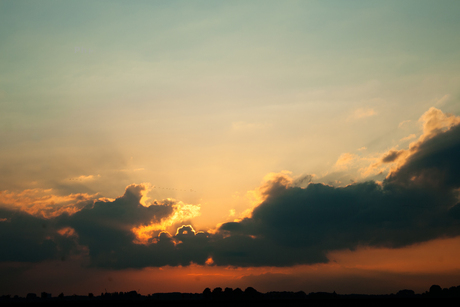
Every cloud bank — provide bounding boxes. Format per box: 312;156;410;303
1;108;460;269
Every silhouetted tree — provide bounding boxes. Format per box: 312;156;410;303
295;291;307;298
58;293;64;298
224;287;233;298
126;291;139;298
396;289;415;297
244;287;260;298
430;285;442;296
203;288;211;299
41;292;50;299
448;286;460;297
233;288;244;298
212;287;223;299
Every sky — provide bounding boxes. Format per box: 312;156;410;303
1;0;460;296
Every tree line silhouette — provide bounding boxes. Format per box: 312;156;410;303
2;284;460;303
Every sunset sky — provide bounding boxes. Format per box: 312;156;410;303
1;0;460;296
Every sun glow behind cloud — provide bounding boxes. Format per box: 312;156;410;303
1;0;460;296
1;105;460;295
131;201;201;244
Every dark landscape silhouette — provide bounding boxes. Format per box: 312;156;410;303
2;284;460;306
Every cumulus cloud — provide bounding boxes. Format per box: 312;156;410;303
0;184;206;268
418;107;460;142
359;107;460;180
215;108;460;266
1;108;460;269
0;208;83;262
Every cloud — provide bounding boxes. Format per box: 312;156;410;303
400;134;416;142
0;189;99;218
386;122;460;190
335;153;357;170
293;174;315;187
398;120;411;128
360;107;460;179
215;108;460;266
1;108;460;269
0;184;205;268
68;175;101;182
418;107;460;142
348;108;376;121
0;208;83;262
381;149;405;163
434;94;451;106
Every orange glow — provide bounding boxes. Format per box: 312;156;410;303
327;236;460;273
236;171;293;221
57;227;77;238
335;153;357;169
0;189;101;218
131;201;201;244
385;107;460;178
205;257;214;265
6;236;460;296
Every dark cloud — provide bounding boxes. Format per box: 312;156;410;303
1;122;460;268
293;174;313;187
381;149;404;163
386;124;460;189
215;122;460;266
0;184;209;268
0;209;80;262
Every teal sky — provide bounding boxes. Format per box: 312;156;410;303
1;0;460;228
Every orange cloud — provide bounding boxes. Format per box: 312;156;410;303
386;107;460;178
400;134;416;142
57;227;78;238
335;153;357;170
418;107;460;142
398;119;411;128
236;171;293;221
131;200;201;244
68;174;101;182
0;189;100;218
360;107;460;180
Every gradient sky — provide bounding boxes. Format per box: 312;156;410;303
1;0;460;296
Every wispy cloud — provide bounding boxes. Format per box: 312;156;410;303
335;153;358;170
68;174;100;182
434;94;451;106
398;120;411;128
348;108;376;121
400;134;416;142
